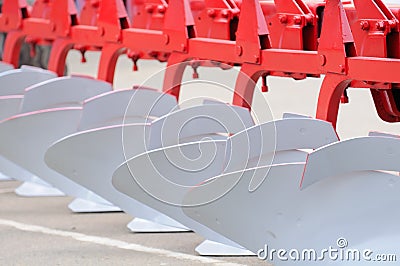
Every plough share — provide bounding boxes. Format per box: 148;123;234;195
0;0;400;264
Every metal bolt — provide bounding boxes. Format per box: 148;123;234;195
304;14;314;25
163;34;169;44
376;21;386;31
279;14;288;24
221;9;230;18
360;20;370;31
91;0;100;7
388;20;397;29
207;9;216;18
254;55;260;63
180;44;186;52
235;45;243;56
294;16;302;25
319;54;326;66
98;26;105;36
339;64;346;73
145;4;154;13
157;5;166;14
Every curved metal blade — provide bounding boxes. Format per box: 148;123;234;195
0;108;92;198
183;163;305;254
79;88;178;131
21;76;112;113
183;163;400;265
224;117;338;173
112;102;250;244
282;113;311;119
301;136;400;189
111;116;335;249
0;67;56;96
0;74;113;201
148;103;254;150
45;89;186;229
45;124;186;229
0;95;23;121
0;156;36;183
112;145;245;248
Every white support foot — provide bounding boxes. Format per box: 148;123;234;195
68;198;122;213
195;240;255;256
127;218;190;233
0;173;13;181
15;181;65;197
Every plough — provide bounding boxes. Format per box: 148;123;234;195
1;0;400;263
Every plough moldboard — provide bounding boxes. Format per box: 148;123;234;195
1;0;400;264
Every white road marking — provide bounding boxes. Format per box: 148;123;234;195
0;218;246;266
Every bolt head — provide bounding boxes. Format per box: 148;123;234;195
376;21;386;31
51;23;56;32
279;14;288;24
294;16;302;25
157;5;166;14
319;54;326;66
388;20;397;29
180;44;186;52
360;20;370;31
221;9;230;18
304;14;314;25
163;34;169;45
145;4;154;13
91;0;100;7
98;26;105;36
235;45;243;56
254;55;260;63
207;9;216;18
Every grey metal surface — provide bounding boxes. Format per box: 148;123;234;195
0;67;56;185
45;89;187;229
112;104;256;250
0;76;112;200
79;88;178;131
0;96;23;121
183;163;305;254
301;136;400;189
21;76;112;113
184;162;400;265
224;118;338;173
0;108;89;198
148;103;254;150
0;66;56;96
112;148;245;249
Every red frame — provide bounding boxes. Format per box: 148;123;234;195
2;0;400;129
